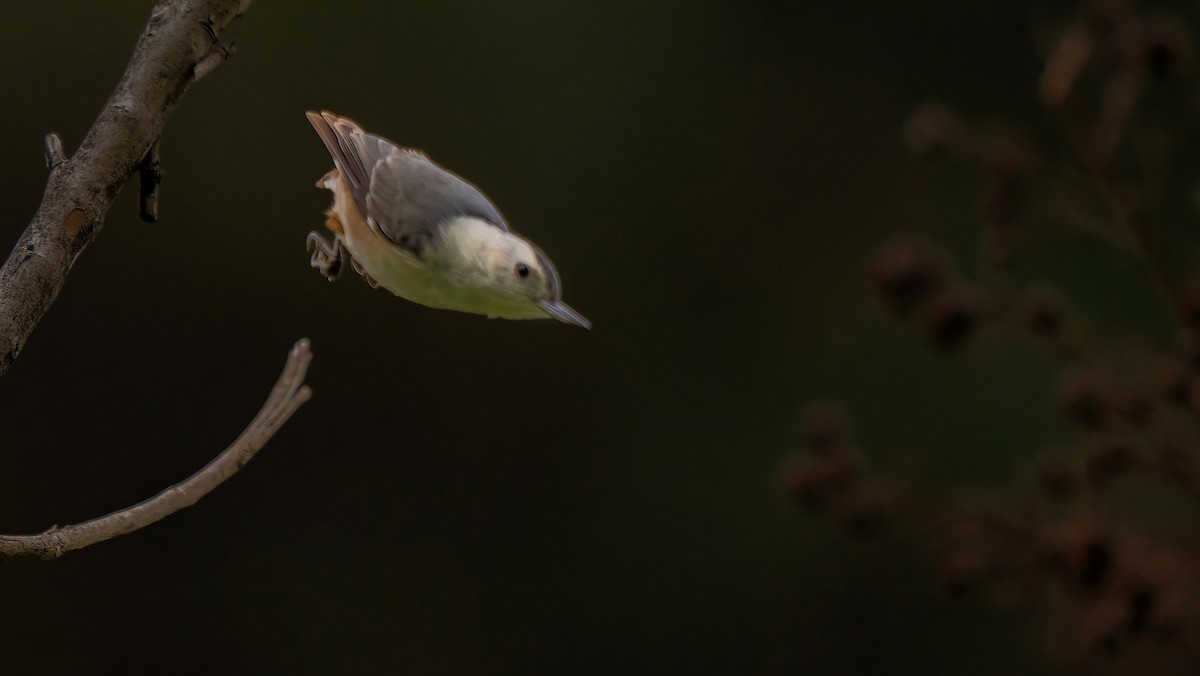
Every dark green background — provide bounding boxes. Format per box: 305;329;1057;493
0;1;1191;673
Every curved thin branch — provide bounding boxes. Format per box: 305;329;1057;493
0;0;249;377
0;338;313;560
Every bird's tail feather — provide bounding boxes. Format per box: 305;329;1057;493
305;111;370;194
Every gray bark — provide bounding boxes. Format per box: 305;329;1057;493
0;0;248;376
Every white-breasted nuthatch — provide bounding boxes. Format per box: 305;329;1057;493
305;111;590;329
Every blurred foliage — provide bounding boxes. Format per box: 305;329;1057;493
787;1;1200;673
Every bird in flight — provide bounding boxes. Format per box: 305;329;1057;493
306;111;590;329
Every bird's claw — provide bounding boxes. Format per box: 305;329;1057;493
351;258;380;289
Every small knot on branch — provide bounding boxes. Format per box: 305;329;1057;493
43;133;66;171
192;39;236;83
139;141;163;223
199;16;218;42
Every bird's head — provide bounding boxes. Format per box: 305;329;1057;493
440;217;591;329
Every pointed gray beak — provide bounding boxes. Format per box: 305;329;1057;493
538;299;592;329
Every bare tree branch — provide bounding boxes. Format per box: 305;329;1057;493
0;0;250;377
0;339;313;560
0;0;312;559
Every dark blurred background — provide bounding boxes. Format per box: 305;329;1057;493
3;1;1198;674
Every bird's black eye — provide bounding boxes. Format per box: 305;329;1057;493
516;263;530;278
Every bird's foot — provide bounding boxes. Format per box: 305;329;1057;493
306;231;343;281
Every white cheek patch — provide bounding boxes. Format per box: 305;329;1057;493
440;217;517;282
436;217;551;299
445;217;504;252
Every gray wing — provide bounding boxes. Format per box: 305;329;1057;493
306;111;509;259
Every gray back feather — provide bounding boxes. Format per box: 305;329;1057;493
306;111;509;259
